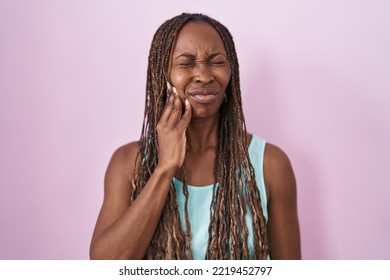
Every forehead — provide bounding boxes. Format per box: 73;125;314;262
172;21;226;55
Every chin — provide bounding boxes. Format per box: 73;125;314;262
191;107;220;120
189;98;224;120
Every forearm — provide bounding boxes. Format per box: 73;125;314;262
90;166;175;259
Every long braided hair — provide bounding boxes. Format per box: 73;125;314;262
132;13;269;259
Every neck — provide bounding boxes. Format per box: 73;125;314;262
186;112;220;153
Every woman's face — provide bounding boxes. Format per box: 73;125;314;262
169;21;231;119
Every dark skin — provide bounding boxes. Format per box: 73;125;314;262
90;22;301;260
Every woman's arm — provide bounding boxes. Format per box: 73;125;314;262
89;142;175;259
264;143;301;259
90;88;191;259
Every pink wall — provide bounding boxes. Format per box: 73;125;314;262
1;1;389;259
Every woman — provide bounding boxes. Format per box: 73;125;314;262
90;13;301;260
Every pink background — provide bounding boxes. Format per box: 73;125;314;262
1;0;389;259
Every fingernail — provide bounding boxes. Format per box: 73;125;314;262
185;99;189;107
166;81;171;89
173;87;178;96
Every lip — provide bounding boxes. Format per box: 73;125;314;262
187;88;220;104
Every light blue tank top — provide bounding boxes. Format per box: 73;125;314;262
173;135;268;259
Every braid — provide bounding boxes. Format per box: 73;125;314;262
133;13;269;259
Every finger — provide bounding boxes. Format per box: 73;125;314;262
159;88;174;125
167;87;183;125
166;81;172;98
178;99;192;130
164;81;172;107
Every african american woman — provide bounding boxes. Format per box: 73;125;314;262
90;13;301;260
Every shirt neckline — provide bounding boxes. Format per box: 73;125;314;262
172;135;257;189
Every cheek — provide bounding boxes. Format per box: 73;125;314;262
216;68;232;88
170;72;185;86
170;70;191;96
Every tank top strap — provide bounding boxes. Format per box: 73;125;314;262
248;135;268;221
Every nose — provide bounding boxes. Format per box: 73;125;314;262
194;63;214;84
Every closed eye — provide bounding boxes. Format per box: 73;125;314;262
177;62;196;68
210;61;226;65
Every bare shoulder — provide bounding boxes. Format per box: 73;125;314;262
264;143;292;172
104;141;140;193
263;143;296;201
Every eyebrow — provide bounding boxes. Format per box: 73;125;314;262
174;52;227;60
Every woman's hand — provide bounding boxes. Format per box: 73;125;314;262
156;83;192;172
